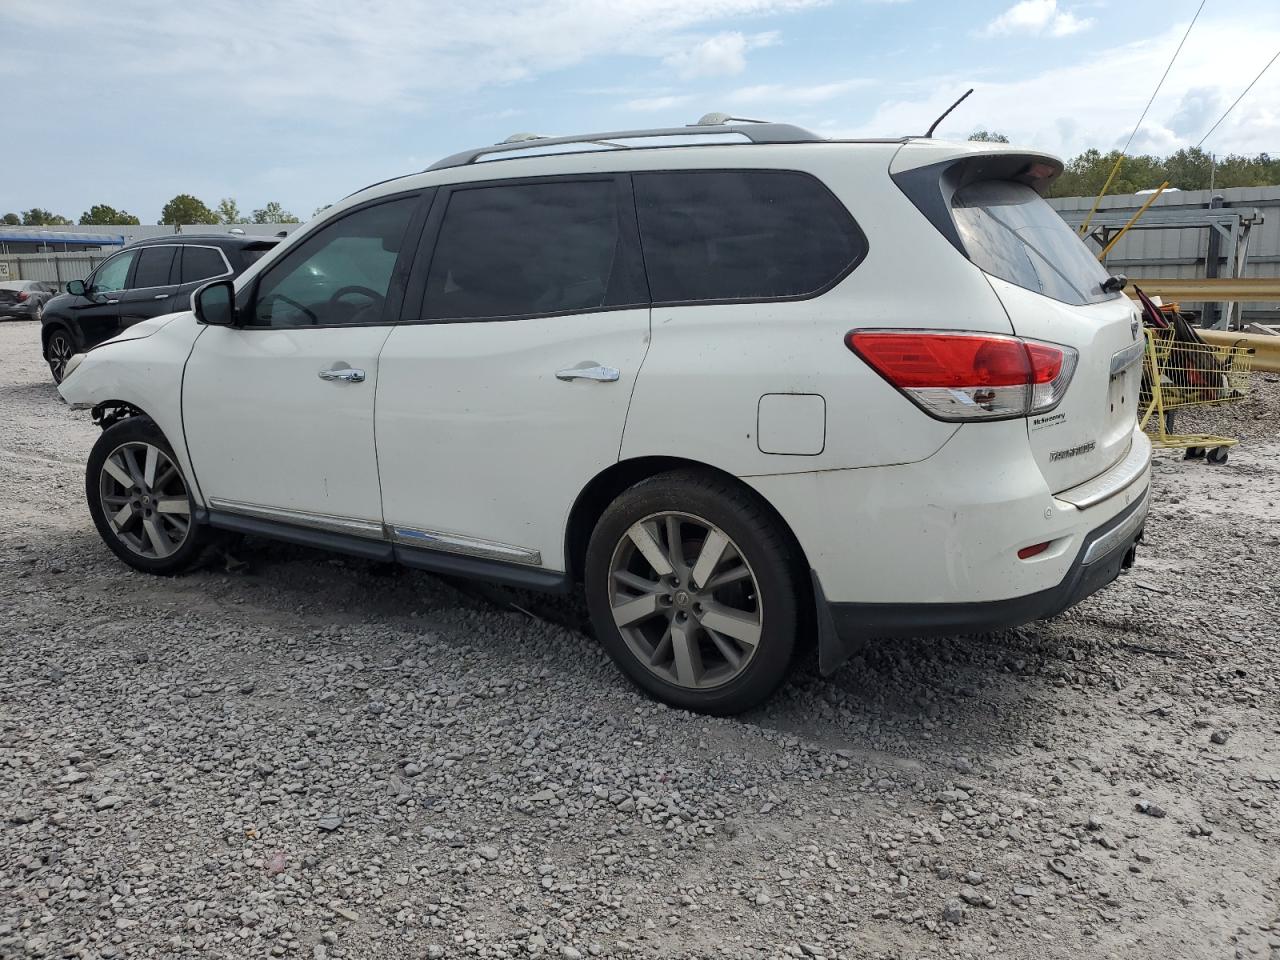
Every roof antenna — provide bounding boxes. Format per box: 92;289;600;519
924;88;974;138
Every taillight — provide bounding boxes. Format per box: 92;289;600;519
16;291;29;301
846;331;1077;422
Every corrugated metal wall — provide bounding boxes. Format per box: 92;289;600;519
1047;186;1280;321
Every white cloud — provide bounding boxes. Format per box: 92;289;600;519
0;0;816;113
834;19;1280;159
980;0;1093;38
625;94;696;112
727;78;874;105
662;30;780;80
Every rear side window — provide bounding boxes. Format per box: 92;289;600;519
634;170;865;304
133;246;176;288
952;181;1116;306
181;246;229;284
423;180;638;321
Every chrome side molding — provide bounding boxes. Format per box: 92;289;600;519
208;497;545;567
388;526;542;566
207;498;385;539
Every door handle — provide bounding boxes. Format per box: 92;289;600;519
153;293;170;300
555;363;620;383
106;299;119;305
319;367;366;383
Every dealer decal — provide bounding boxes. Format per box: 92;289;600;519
1050;441;1097;462
1031;412;1067;432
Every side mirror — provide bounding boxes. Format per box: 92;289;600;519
66;279;86;297
193;279;236;326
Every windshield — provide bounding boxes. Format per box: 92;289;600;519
952;180;1117;306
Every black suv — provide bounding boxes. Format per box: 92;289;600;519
41;234;277;382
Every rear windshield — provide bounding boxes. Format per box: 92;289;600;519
241;243;276;267
952;181;1116;306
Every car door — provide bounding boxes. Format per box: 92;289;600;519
116;244;180;329
182;193;424;535
376;175;651;573
71;248;136;347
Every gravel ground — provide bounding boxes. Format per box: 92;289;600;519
1;319;1277;960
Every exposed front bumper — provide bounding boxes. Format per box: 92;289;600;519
815;486;1149;672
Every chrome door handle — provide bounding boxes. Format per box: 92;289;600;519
153;293;170;300
319;367;366;383
555;363;620;383
106;299;119;305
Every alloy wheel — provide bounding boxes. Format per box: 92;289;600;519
607;511;763;690
98;441;192;559
47;333;73;381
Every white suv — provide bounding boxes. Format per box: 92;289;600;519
59;117;1151;715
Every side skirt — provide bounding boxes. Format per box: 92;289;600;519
201;508;571;593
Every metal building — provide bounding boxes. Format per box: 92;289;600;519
1048;186;1279;327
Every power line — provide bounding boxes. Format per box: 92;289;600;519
1078;0;1205;236
1195;47;1280;149
1121;0;1206;156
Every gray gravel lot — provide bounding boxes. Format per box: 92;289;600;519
1;319;1278;960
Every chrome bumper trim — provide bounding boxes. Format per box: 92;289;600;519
1081;487;1149;565
1056;431;1152;509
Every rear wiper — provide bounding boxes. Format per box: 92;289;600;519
1101;274;1128;294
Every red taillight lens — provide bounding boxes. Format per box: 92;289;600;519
846;331;1077;422
1017;541;1051;560
16;291;29;301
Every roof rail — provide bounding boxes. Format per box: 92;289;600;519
426;115;824;171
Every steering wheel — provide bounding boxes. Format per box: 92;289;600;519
329;285;386;324
330;285;384;308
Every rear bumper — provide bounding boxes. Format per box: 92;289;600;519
815;486;1148;671
0;302;38;317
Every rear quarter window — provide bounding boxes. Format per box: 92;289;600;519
181;246;230;284
952;181;1116;306
634;170;866;304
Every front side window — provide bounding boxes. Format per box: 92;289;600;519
634;170;865;304
251;197;417;327
181;246;229;284
422;180;631;321
133;246;176;288
952;181;1116;306
91;250;137;294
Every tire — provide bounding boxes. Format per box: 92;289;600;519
584;471;802;715
86;417;209;574
1207;446;1229;464
45;327;75;384
34;302;43;323
1184;446;1206;460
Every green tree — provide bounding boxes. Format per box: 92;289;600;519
21;208;72;226
159;194;217;226
1162;148;1214;191
79;204;141;226
216;198;242;224
1;212;19;225
968;130;1010;143
251;201;300;224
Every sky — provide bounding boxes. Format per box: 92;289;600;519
2;0;1278;224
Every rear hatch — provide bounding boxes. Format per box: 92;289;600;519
0;285;23;305
951;179;1143;492
892;148;1143;493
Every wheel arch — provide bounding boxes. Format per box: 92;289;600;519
41;318;79;352
563;456;814;590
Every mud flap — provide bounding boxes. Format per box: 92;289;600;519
812;570;862;676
